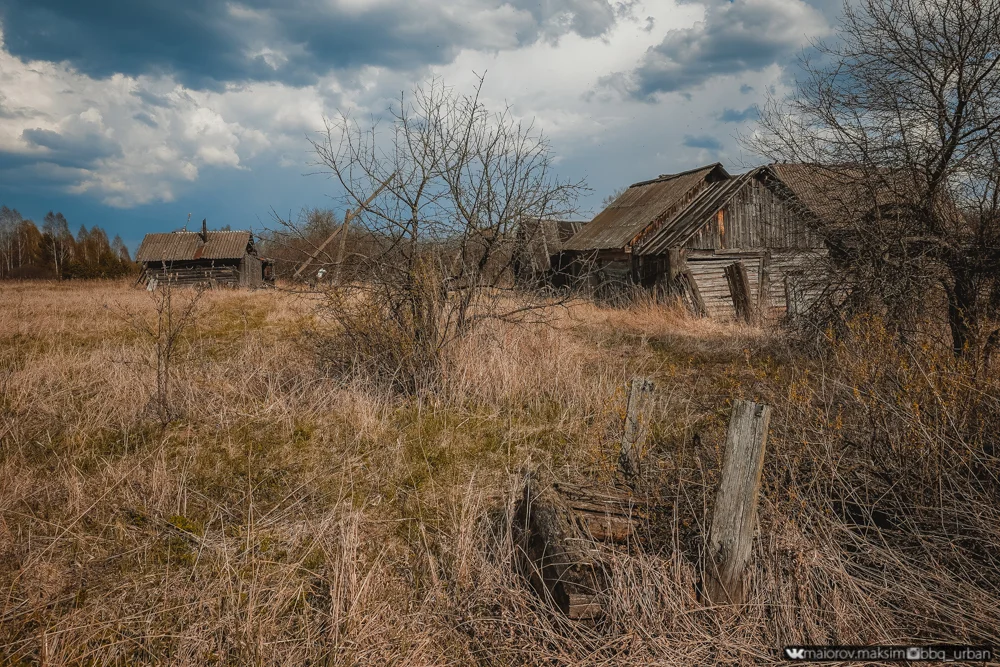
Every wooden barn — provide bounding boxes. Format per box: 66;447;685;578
561;163;831;319
135;220;274;288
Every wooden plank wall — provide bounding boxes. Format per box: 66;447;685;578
687;257;762;319
684;176;824;251
766;250;830;316
240;255;262;287
143;263;242;287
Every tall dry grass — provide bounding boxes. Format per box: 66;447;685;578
0;280;998;665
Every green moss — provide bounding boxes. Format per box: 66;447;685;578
167;514;203;536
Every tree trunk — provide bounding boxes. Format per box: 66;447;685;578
946;271;977;357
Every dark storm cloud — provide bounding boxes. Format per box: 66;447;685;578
21;127;122;168
603;0;829;100
0;0;616;89
683;134;722;150
718;105;758;122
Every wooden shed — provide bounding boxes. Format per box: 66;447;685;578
561;164;832;318
135;220;274;288
513;218;588;287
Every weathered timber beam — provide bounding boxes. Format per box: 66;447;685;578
724;262;755;323
515;475;605;620
292;171;396;281
619;376;655;480
703;399;771;606
675;270;707;317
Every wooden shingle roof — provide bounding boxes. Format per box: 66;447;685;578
135;231;255;263
563;164;729;252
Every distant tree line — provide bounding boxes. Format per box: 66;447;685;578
0;206;135;280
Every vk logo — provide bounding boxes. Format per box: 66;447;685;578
785;647;806;659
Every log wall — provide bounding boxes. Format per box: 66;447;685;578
142;260;244;287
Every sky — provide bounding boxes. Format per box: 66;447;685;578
0;0;840;250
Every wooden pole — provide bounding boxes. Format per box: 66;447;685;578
703;399;771;605
619;376;655;480
291;173;395;281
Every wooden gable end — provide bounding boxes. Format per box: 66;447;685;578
682;173;825;251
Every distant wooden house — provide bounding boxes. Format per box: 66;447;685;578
135;220;274;288
561;163;831;318
513;218;588;287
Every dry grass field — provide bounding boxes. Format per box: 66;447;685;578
1;280;999;665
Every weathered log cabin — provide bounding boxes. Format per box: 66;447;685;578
135;220;274;288
561;163;830;318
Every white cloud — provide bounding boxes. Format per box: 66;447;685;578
0;26;343;207
0;0;821;212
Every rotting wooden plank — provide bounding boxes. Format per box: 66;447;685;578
675;270;707;316
703;400;771;606
515;476;605;620
619;376;655;480
555;483;649;544
724;262;754;323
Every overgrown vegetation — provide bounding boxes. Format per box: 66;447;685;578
4;1;1000;663
0;282;997;665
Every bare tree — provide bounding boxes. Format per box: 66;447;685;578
116;281;206;427
601;186;627;209
296;76;586;391
751;0;1000;357
42;211;72;279
0;206;19;278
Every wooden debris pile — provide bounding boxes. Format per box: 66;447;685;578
514;479;650;620
514;377;772;620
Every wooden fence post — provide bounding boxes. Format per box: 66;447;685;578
703;399;771;605
619;377;655;480
724;262;754;323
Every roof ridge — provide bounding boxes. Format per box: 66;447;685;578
630;162;726;189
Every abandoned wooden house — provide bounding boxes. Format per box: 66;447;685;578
560;163;830;318
513;218;588;287
135;220;274;288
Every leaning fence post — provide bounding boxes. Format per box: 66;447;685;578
703;399;771;605
619;376;655;480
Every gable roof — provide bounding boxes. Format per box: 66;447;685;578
135;231;255;263
638;172;754;255
766;163;864;222
764;163;941;224
563;163;729;252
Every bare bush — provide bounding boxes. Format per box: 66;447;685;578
115;281;206;427
284;77;586;392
